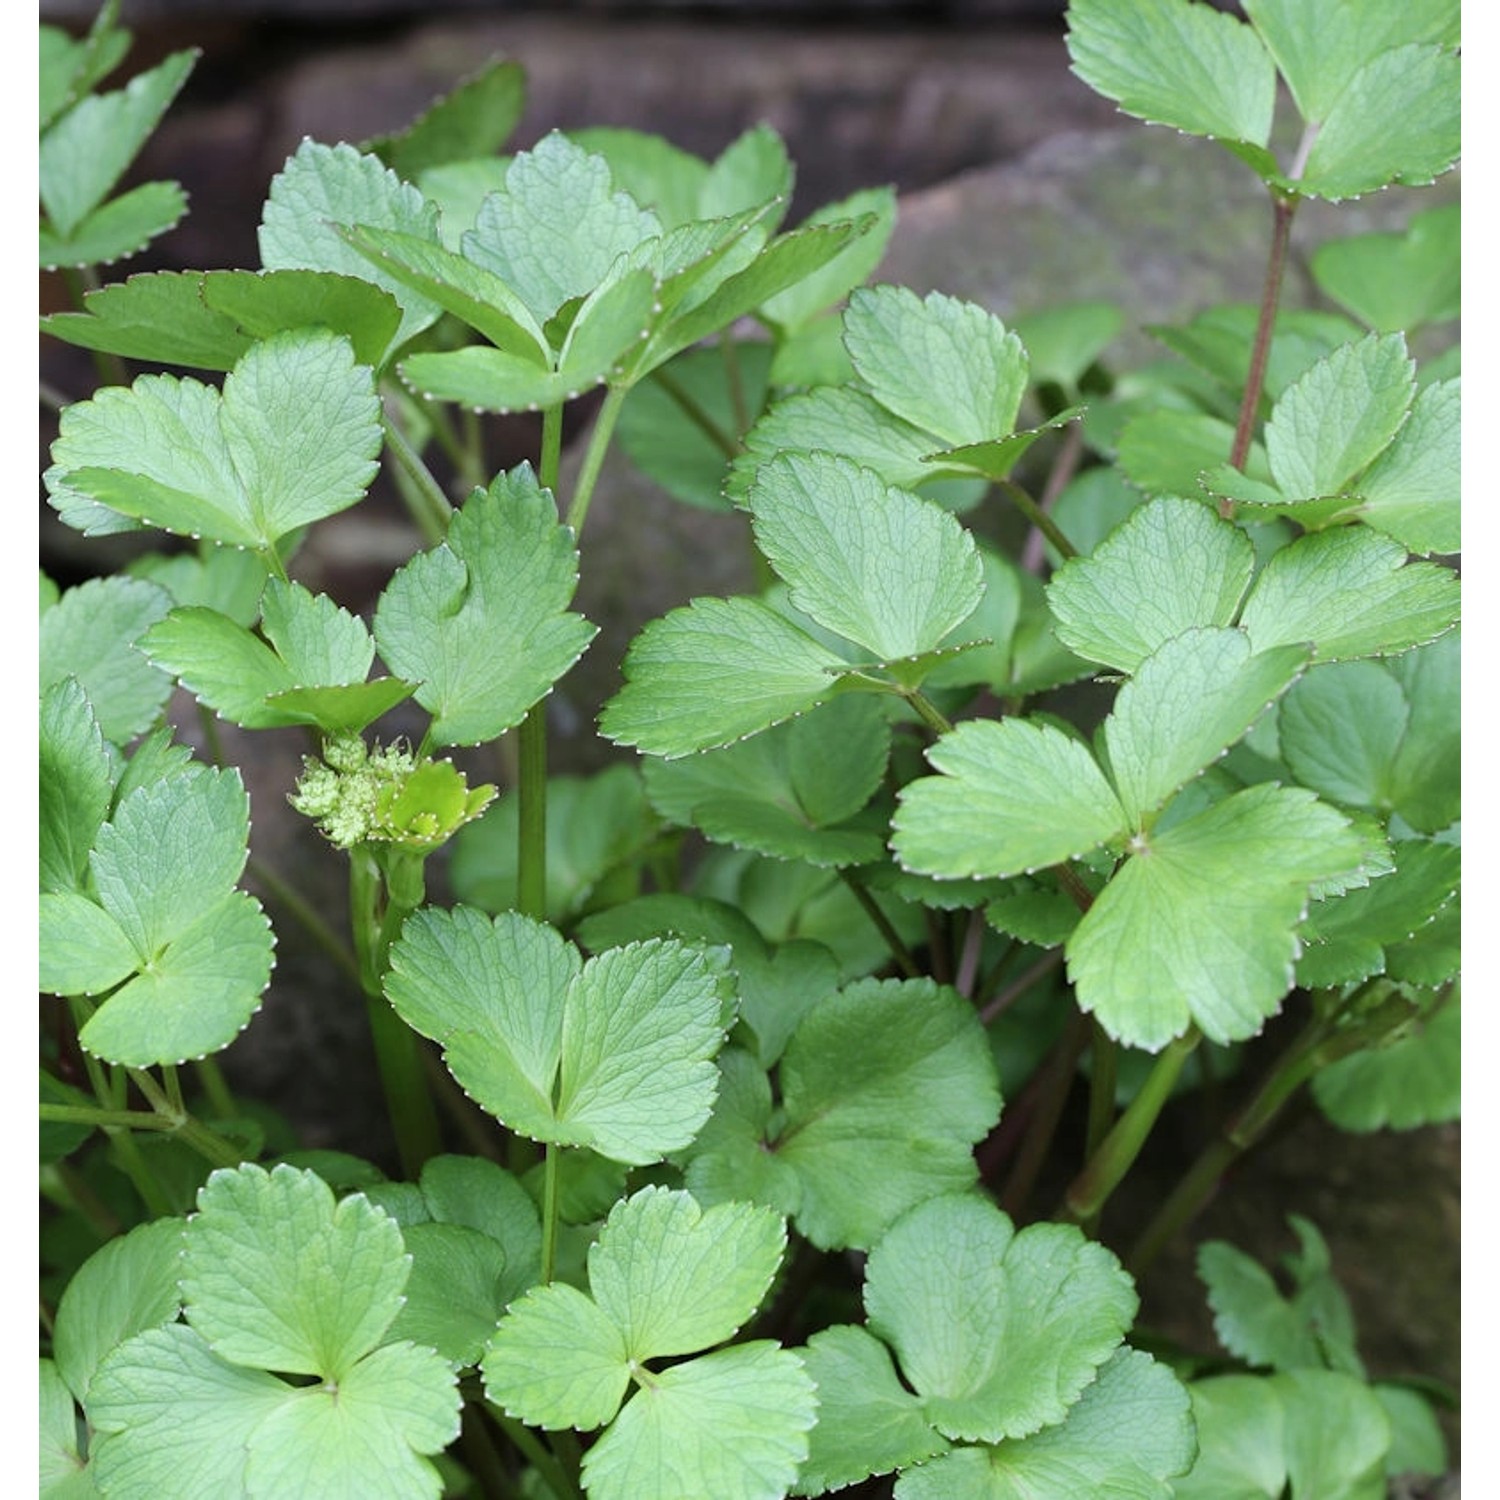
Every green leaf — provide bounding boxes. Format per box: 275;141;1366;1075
1239;528;1460;662
641;696;891;868
760;186;898;332
364;58;525;179
259;139;444;354
582;1342;817;1500
794;1325;950;1495
40;50;195;238
39;890;141;997
1172;1374;1288;1499
53;1218;184;1403
40;1358;97;1499
1356;377;1460;556
39;576;173;744
864;1194;1137;1443
1047;498;1255;672
129;544;268;624
418;1154;541;1305
385;911;727;1163
589;1186;786;1357
1102;629;1308;826
699;123;793;221
40;271;248;370
1277;1369;1392;1499
747;451;984;660
1013;300;1123;392
1312;990;1460;1130
894;1347;1195;1500
1262;335;1415;503
47;330;382;555
39;679;115;894
843;286;1028;448
1310;204;1460;333
1118;409;1274;503
40;180;190;271
181;1163;407;1378
39;2;129;132
894;718;1125;879
1373;1383;1448;1479
382;1222;507;1367
373;466;596;746
1066;0;1275;147
600;596;848;757
565;127;709;229
1294;45;1460;201
463;131;660;322
1199;1215;1362;1376
771;980;1002;1249
1068;784;1366;1049
618;342;773;510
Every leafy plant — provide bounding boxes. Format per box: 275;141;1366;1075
40;1;1459;1496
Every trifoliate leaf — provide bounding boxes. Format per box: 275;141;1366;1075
1311;989;1460;1131
581;1342;816;1500
771;979;1001;1250
1047;498;1255;672
46;331;381;556
599;595;848;758
382;1222;507;1366
39;2;129;132
38;891;141;997
1310;204;1460;333
864;1194;1137;1444
893;718;1125;879
642;695;891;867
843;286;1028;448
364;58;525;180
40;182;189;271
1294;45;1460;201
385;910;727;1163
463;131;660;323
39;679;115;894
894;1347;1194;1500
746;451;984;660
53;1218;184;1403
1066;0;1275;148
1068;784;1366;1049
1356;377;1459;556
259;139;444;355
589;1186;786;1357
1239;528;1459;662
181;1163;408;1378
374;465;596;746
794;1325;951;1495
40;50;196;240
39;576;173;744
1199;1215;1362;1376
1101;628;1307;826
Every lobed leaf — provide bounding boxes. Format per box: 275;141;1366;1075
40;180;190;272
39;679;115;894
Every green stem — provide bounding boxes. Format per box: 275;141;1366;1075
1126;987;1417;1275
248;856;364;990
905;689;953;737
495;1413;581;1499
349;847;443;1177
108;1126;177;1219
837;868;921;979
41;1104;170;1131
564;384;629;538
41;1161;122;1241
1224;192;1298;512
517;705;549;922
194;1057;238;1120
1083;1021;1119;1161
954;908;987;998
999;1009;1089;1219
381;409;453;544
126;1069;245;1169
62;265;129;388
721;332;751;435
162;1064;187;1116
996;478;1078;562
458;1400;520;1500
540;1140;560;1285
1060;1027;1200;1228
651;367;741;460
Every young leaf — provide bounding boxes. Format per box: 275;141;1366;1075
1047;497;1256;673
843;286;1028;449
47;330;382;557
463;131;661;323
1276;1370;1393;1498
1068;784;1367;1049
39;679;115;895
759;186;898;332
380;1222;508;1366
746;451;985;661
1066;0;1275;150
373;466;596;746
599;596;848;758
699;123;793;222
39;576;173;744
1311;203;1460;333
363;58;526;180
1239;528;1460;662
259;139;444;355
417;1155;542;1306
641;695;892;868
39;1;130;132
385;910;728;1163
1356;377;1460;556
864;1194;1137;1444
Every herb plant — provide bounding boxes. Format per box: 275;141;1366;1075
40;0;1460;1495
